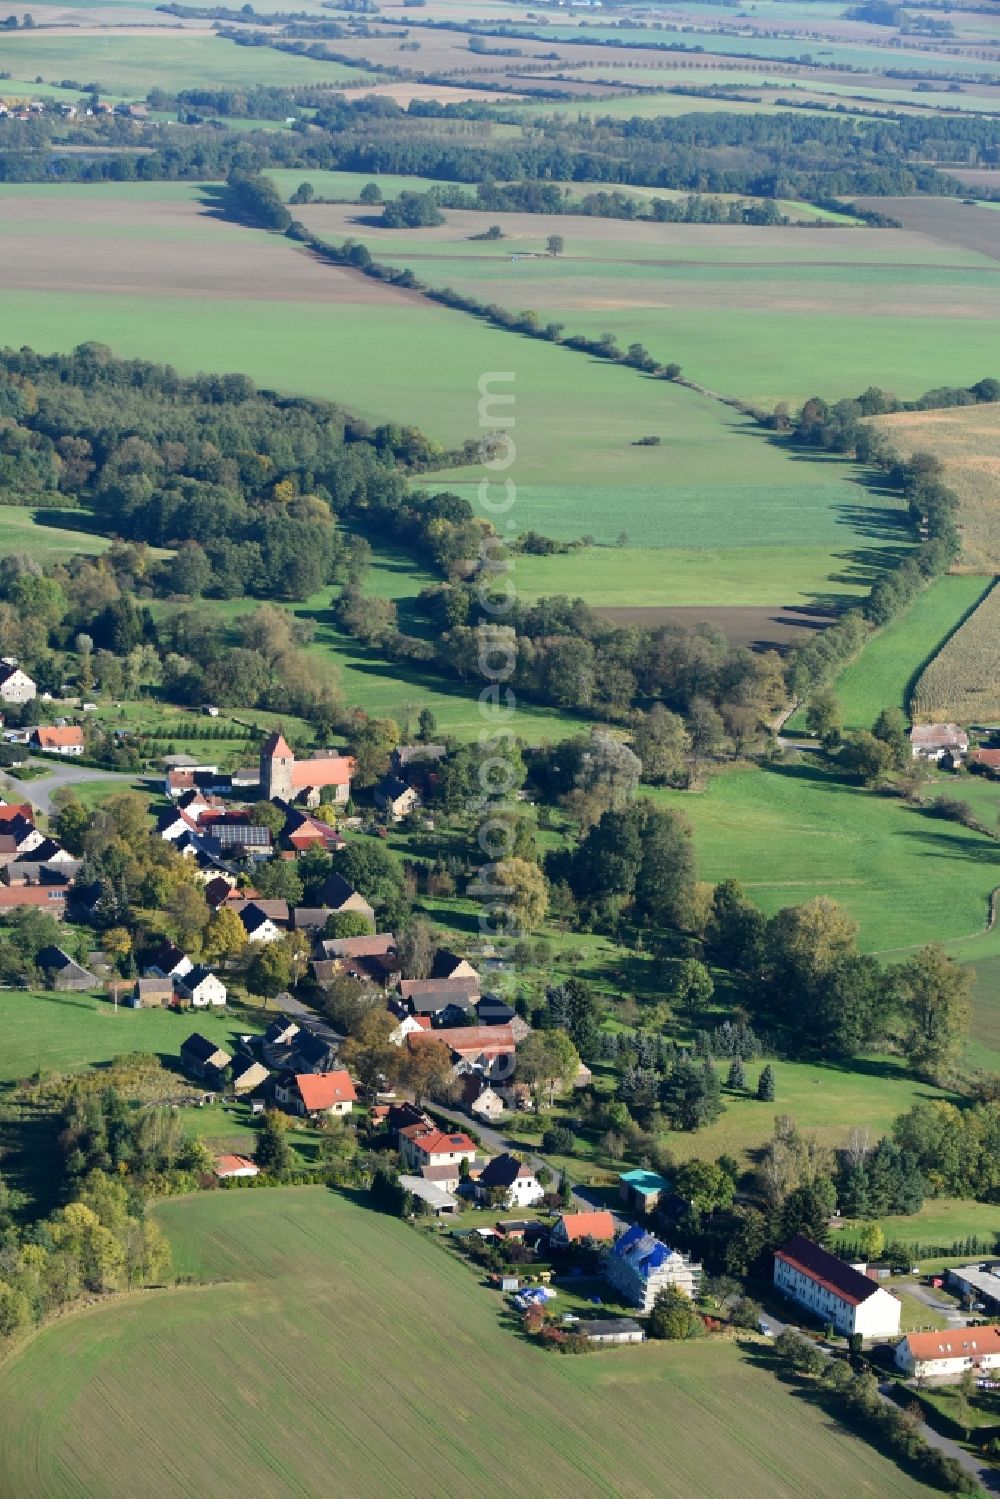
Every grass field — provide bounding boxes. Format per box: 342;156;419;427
654;761;1000;953
300;201;1000;407
0;989;261;1084
912;582;1000;724
790;574;992;732
0;1188;938;1498
0;28;374;93
0;182;910;614
875;403;1000;574
0;506;110;560
829;1198;1000;1256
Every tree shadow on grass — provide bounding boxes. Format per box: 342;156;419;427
898;823;1000;866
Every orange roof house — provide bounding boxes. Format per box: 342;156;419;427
550;1210;616;1246
275;1069;357;1117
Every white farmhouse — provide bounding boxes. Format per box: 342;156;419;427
773;1236;901;1340
176;965;227;1008
0;663;36;705
896;1326;1000;1382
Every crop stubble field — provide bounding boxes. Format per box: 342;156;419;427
913;581;1000;723
0;1189;937;1499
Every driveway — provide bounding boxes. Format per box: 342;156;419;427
904;1279;971;1326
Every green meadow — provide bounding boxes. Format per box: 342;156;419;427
789;574;992;732
0;990;260;1084
0;507;109;560
0;1189;937;1499
654;761;1000;954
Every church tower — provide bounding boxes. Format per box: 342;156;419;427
260;730;295;801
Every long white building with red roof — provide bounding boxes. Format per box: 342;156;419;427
774;1235;901;1339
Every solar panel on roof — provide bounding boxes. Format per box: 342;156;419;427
214;825;271;846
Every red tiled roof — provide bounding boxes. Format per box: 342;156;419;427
971;749;1000;769
402;1126;475;1157
36;725;84;749
0;804;33;823
214;1154;258;1177
903;1327;1000;1361
262;731;293;759
290;754;354;790
556;1210;616;1242
407;1024;515;1054
294;1071;357;1112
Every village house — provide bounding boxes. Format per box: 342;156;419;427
430;949;480;985
275;1069;357;1118
262;1016;300;1066
773;1236;902;1339
419;1160;465;1193
909;723;969;763
475;1153;544;1209
213;1154;259;1181
145;940;194;981
461;1077;506;1121
392;743;446;774
374;774;419;822
176;965;227;1009
314;871;375;927
970;748;1000;778
230;1057;270;1096
130;976;175;1009
619;1168;670;1214
550;1210;616;1248
260;730;354;807
287;1025;341;1075
0;884;69;914
36;945;93;992
281;806;345;855
398;1124;476;1172
179;1033;232;1083
895;1326;1000;1382
33;724;85;757
407;1023;516;1081
400;977;478;1027
233;899;289;944
0;663;36;704
606;1226;701;1311
389;1008;432;1046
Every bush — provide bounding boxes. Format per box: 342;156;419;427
541;1125;575;1155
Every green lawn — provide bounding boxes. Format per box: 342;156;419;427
0;1188;937;1498
654;761;1000;953
789;575;993;732
0;990;260;1084
830;1198;1000;1258
0;507;110;561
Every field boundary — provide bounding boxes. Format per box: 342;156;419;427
905;574;997;721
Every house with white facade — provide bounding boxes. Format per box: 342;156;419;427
0;663;36;705
398;1124;476;1172
773;1236;901;1340
474;1153;544;1209
176;965;227;1008
896;1327;1000;1382
909;723;969;763
275;1070;357;1118
605;1225;701;1312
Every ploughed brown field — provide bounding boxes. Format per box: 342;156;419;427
595;604;835;651
0;190;417;304
854;196;1000;262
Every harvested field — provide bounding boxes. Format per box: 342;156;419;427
595;603;835;650
0;186;413;302
854;196;1000;261
912;580;1000;723
873;401;1000;572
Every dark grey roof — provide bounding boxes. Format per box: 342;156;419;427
478;1153;529;1190
36;945;78;972
183;965;218;991
776;1235;881;1305
181;1032;229;1065
574;1318;643;1337
317;872;364;909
